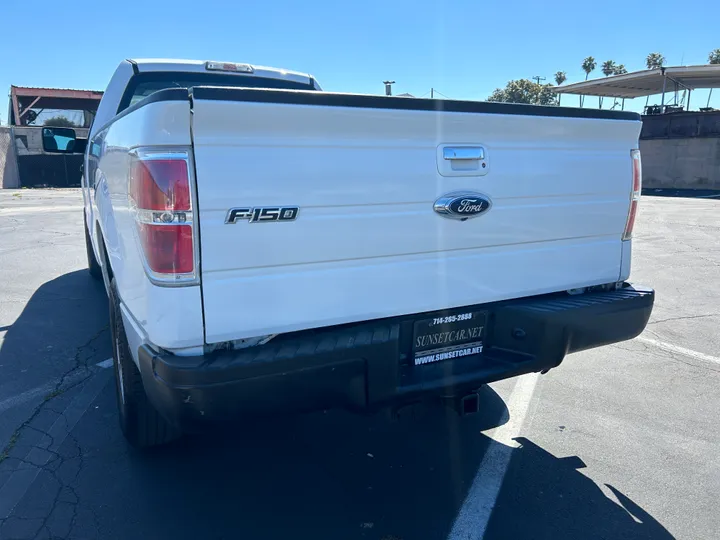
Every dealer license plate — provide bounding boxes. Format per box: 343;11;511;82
412;311;487;366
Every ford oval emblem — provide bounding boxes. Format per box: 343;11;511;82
433;192;492;220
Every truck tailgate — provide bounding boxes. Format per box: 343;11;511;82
190;88;641;344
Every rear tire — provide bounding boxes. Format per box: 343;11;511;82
109;278;180;448
85;222;102;281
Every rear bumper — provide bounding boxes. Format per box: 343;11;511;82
138;284;654;430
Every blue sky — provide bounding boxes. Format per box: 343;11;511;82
2;0;718;120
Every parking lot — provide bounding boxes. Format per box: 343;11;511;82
0;189;718;540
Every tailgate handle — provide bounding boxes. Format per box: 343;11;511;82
443;147;485;160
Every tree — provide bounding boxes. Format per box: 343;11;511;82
580;56;597;107
487;79;558;106
613;65;629;109
601;60;616;77
708;49;720;107
582;56;597;79
598;60;617;108
646;52;665;69
44;116;78;128
554;71;567;105
644;53;666;109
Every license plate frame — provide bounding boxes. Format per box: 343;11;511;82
412;310;487;366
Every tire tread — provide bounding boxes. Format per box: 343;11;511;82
84;222;103;281
110;279;179;448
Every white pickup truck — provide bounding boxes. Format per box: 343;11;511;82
72;59;654;447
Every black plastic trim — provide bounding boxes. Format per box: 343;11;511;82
127;59;139;75
138;284;654;429
191;86;641;121
116;71;316;115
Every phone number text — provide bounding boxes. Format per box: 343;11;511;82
430;312;473;326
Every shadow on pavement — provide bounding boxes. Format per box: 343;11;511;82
0;271;673;539
484;437;672;539
0;270;109;445
54;382;671;540
124;392;504;539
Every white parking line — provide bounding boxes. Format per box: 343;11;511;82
448;334;719;539
0;370;91;415
636;336;720;365
448;373;540;540
0;206;84;215
0;383;55;415
96;358;114;369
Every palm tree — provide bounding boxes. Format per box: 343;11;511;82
602;60;617;76
613;65;628;110
580;56;596;107
708;49;720;108
554;71;567;105
598;60;616;108
644;53;665;109
582;57;597;79
646;52;665;69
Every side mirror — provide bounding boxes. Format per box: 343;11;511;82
42;127;77;154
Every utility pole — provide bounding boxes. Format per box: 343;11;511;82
383;80;395;96
531;76;547;104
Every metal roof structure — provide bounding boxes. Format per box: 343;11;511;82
552;65;720;98
9;86;103;126
11;86;103;98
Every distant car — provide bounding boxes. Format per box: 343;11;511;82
81;58;654;448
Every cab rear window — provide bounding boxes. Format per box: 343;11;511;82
118;71;316;113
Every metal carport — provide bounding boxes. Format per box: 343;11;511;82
552;65;720;110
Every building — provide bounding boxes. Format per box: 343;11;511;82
1;86;103;188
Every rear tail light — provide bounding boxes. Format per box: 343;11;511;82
623;149;642;241
128;151;197;285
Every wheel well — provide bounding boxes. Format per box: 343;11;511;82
95;223;114;282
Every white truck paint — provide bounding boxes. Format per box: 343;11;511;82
82;59;654;447
192;97;638;343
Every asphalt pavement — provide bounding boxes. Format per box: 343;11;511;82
0;189;718;540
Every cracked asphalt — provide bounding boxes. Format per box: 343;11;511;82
0;189;719;540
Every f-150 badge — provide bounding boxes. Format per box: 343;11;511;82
225;207;299;224
433;192;491;221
